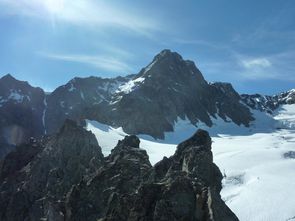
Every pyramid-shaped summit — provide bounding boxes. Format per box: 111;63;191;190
87;49;254;139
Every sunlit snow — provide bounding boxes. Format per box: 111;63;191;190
87;104;295;221
116;77;145;94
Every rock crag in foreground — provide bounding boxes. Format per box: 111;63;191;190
0;120;238;221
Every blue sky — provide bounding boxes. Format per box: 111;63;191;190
0;0;294;94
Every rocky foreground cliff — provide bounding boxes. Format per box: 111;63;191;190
0;120;238;221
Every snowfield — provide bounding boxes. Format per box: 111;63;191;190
87;104;295;221
86;121;176;164
214;131;295;221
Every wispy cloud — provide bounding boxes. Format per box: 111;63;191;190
239;62;275;80
235;51;295;80
173;38;231;51
198;50;295;82
0;0;159;36
241;58;271;69
96;45;134;61
39;52;132;73
233;52;277;80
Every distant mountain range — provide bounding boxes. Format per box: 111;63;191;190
0;49;294;159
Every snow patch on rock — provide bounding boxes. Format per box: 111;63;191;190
143;59;158;74
116;77;145;94
68;83;76;92
7;90;30;103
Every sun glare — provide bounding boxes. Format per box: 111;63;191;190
43;0;65;14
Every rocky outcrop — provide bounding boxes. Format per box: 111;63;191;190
0;119;238;220
0;74;45;159
280;89;295;104
241;94;278;114
122;130;238;221
65;135;152;221
0;119;104;220
241;89;295;114
66;129;239;221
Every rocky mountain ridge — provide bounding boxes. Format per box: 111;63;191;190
0;120;239;221
44;75;134;134
39;50;255;138
241;89;295;114
0;74;45;158
0;50;294;159
94;50;253;138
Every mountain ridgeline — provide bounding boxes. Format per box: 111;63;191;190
0;74;45;158
89;50;253;138
0;49;294;158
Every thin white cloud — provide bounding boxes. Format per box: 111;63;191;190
242;58;272;69
96;45;134;60
39;52;132;73
173;38;231;51
0;0;159;36
237;56;277;79
234;50;295;81
199;52;293;82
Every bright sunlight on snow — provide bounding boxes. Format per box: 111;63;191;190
87;104;295;221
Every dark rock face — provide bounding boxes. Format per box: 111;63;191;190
283;151;295;159
241;94;279;114
87;50;254;139
45;75;134;134
65;135;152;221
0;119;104;220
124;130;238;221
0;74;45;159
66;129;239;221
241;89;295;114
0;120;238;220
209;82;254;126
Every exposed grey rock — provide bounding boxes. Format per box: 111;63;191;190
283;151;295;159
124;129;238;221
0;121;238;220
45;75;134;134
0;119;104;220
66;130;239;221
0;74;45;159
65;135;152;221
241;94;279;114
241;89;295;114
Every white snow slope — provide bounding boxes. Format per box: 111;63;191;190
87;104;295;221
